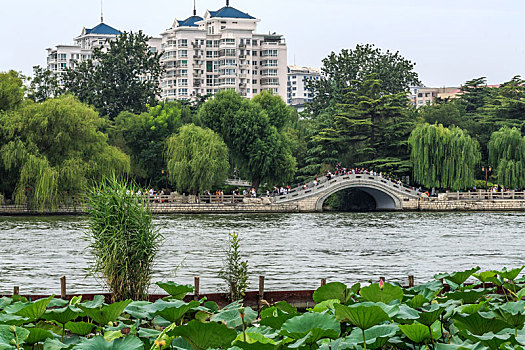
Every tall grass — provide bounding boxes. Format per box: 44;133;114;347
85;176;162;302
219;232;249;301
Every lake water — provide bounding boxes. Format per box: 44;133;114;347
1;212;524;294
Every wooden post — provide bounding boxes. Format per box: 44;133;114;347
60;276;66;299
321;278;326;286
258;275;265;308
13;286;19;296
408;275;415;288
194;276;200;301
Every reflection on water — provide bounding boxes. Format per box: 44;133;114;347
1;212;524;294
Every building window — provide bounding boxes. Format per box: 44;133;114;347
178;39;188;47
178;50;188;58
252;79;258;84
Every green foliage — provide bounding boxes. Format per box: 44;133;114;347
409;123;481;190
218;232;249;302
0;95;130;209
488;126;525;188
85;176;162;302
63;31;164;119
155;282;194;300
0;267;523;349
306;44;420;116
0;71;25;111
110;102;183;187
198;90;297;188
28;66;63;102
165;124;229;194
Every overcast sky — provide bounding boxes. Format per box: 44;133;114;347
1;0;523;87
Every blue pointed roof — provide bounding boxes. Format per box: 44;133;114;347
209;6;255;19
178;15;203;27
85;23;121;35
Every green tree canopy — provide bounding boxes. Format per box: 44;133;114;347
197;90;297;188
306;44;421;115
409;123;480;190
0;70;25;111
63;31;163;119
0;95;130;208
165;124;229;194
488;126;525;189
312;74;415;176
252;90;294;129
28;66;63;102
110;102;183;187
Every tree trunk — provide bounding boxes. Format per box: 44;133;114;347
251;178;261;191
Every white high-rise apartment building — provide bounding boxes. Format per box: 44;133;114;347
287;65;321;110
45;20;162;85
45;22;121;83
160;1;287;101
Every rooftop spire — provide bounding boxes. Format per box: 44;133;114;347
100;0;104;22
226;0;230;6
193;0;197;16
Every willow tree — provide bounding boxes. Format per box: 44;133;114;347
165;124;229;194
488;126;525;189
1;95;130;209
409;123;480;190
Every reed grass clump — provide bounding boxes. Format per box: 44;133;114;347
85;176;162;302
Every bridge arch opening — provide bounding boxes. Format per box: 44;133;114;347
318;186;399;212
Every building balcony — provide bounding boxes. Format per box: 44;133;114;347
192;42;201;48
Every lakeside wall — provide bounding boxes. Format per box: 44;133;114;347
3;199;525;215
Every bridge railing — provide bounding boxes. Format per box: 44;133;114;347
145;194;246;205
445;190;525;200
274;173;419;202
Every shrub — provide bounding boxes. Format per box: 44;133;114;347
219;232;249;301
85;176;162;302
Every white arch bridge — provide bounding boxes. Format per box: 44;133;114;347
273;173;421;211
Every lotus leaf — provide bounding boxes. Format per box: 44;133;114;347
313;282;356;304
360;283;404;304
445;289;490;304
469;331;513;349
78;299;131;326
210;305;257;329
152;300;200;323
124;301;154;320
494;301;525;329
171;337;193;350
0;314;29;326
0;325;30;348
43;338;75;350
473;271;498;283
410;279;443;300
168;320;237;350
24;327;54;345
272;301;298;314
79;296;104;309
0;298;12;311
334;303;390;330
48;299;69;308
496;266;524;281
418;303;445;326
311;299;341;313
43;306;81;325
406;294;427;309
435;267;481;286
453;311;509;335
280;312;340;345
155;281;194;299
6;296;53;321
259;308;296;330
398;323;431;343
346;324;399;348
65;322;96;336
71;335;144;349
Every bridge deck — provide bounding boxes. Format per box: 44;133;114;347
274;173;420;203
